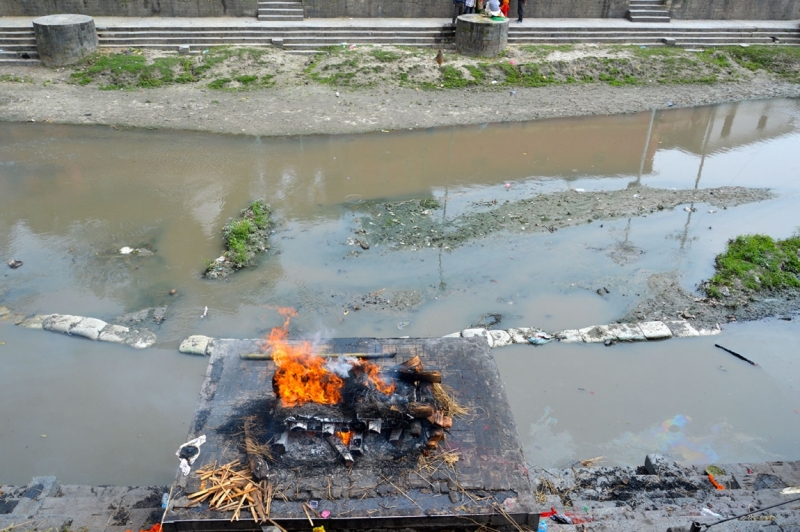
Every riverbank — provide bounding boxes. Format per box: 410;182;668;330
1;44;799;137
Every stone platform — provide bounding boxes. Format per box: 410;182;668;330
163;337;537;531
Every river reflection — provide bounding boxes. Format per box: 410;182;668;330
0;98;798;484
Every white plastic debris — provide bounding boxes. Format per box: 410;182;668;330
200;306;208;318
119;246;134;254
176;435;206;476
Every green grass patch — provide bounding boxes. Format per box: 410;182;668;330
705;234;800;297
70;51;197;89
370;49;401;63
0;73;33;83
722;45;800;81
419;198;441;210
218;200;272;268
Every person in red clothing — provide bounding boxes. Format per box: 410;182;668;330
500;0;510;17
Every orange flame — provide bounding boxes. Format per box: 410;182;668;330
265;307;395;406
354;360;396;395
267;308;343;407
336;431;352;447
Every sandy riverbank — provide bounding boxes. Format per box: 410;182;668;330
0;45;799;136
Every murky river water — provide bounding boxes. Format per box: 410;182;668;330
1;99;799;485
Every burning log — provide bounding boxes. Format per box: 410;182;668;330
396;369;442;384
428;411;453;429
325;434;355;466
426;428;445;450
240;351;397;360
406;402;435;419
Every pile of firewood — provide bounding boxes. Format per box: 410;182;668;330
187;460;275;523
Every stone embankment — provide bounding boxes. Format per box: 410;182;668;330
178;318;719;355
3;455;799;532
0;306;157;349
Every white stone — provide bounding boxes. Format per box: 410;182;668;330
697;324;722;336
555;329;582;343
507;327;532;344
638;321;673;340
442;332;461;338
663;320;700;338
579;325;616;343
18;314;52;330
488;330;512;348
70;317;108;340
179;335;213;356
99;324;130;344
44;314;83;334
606;323;646;342
461;328;493;348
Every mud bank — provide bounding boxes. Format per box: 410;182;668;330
1;45;799;137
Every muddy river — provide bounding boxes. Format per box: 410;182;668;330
1;99;799;486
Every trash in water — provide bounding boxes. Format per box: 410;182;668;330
505;183;511;189
528;332;552;346
201;306;208;318
7;259;23;269
397;321;410;330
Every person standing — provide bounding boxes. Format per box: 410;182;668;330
500;0;509;17
464;0;476;15
452;0;466;24
516;0;526;22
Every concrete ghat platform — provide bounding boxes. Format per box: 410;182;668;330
4;456;800;532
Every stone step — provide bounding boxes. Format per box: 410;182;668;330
99;35;453;46
629;8;669;16
0;57;41;66
258;0;302;4
0;43;38;51
257;14;305;20
507;29;800;38
96;29;454;39
0;50;39;58
258;8;304;15
284;41;455;49
629;15;672;22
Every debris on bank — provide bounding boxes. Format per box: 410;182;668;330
205;200;272;280
0;306;157;349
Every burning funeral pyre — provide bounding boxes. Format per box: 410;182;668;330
265;309;452;467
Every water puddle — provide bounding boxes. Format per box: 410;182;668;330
1;98;799;484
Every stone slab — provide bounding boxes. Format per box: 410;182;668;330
44;314;83;334
607;322;646;342
18;314;51;329
98;324;130;344
638;321;673;340
69;317;108;340
461;327;494;347
488;329;512;347
578;324;616;343
664;320;700;338
179;335;212;356
555;329;582;343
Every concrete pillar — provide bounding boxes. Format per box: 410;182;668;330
455;14;509;57
32;14;98;67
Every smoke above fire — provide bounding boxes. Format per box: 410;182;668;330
265;308;395;406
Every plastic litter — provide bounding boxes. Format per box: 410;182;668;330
309;500;319;509
700;508;723;518
551;513;572;524
536;518;548;531
176;435;206;476
528;332;553;345
320;510;331;518
667;101;674;107
781;487;800;495
201;306;208;318
161;493;169;508
397;321;410;330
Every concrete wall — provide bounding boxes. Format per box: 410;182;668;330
669;0;800;20
302;0;628;18
0;0;258;17
2;0;799;18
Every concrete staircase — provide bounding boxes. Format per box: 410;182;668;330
507;25;800;47
0;27;41;66
627;0;670;23
257;0;304;21
96;25;456;54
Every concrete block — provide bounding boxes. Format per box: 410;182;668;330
578;324;616;343
125;330;157;349
488;329;512;347
99;324;130;344
272;37;284;47
607;322;646;341
179;335;213;356
69;317;108;340
461;328;494;347
43;314;83;334
638;321;673;340
555;329;582;342
507;327;531;344
18;314;52;329
178;44;190;54
663;37;677;45
664;320;700;338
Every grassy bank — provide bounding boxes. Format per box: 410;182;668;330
65;44;800;92
705;234;800;298
205;200;272;279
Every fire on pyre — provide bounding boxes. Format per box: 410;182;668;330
265;308;452;466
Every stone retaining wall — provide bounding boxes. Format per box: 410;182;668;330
669;0;800;20
2;0;798;18
0;0;258;17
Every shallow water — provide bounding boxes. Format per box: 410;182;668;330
1;98;799;484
